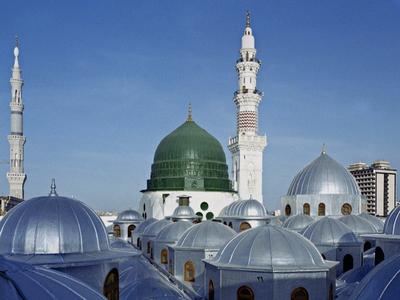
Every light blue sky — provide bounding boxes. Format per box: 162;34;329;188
0;1;399;211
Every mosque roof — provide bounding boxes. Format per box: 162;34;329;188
115;209;143;223
383;206;400;235
339;215;378;235
176;221;236;249
221;199;268;219
211;225;332;271
283;214;314;232
287;151;361;196
0;256;105;300
358;212;384;233
155;220;193;243
142;219;172;238
171;205;198;220
349;254;400;300
144;116;233;192
302;217;361;246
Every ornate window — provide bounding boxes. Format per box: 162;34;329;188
341;203;352;215
285;204;292;216
237;286;254;300
161;248;168;264
184;261;195;282
291;287;309;300
343;254;353;272
318;203;325;216
209;280;215;300
127;224;136;238
103;269;119;300
113;225;121;238
240;222;251;232
303;203;310;215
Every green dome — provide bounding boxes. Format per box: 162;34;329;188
145;119;233;192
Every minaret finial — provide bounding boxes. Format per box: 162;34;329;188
49;178;58;196
13;36;20;68
15;35;19;48
187;103;193;121
246;10;251;27
321;143;327;155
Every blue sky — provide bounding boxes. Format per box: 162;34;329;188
0;0;399;211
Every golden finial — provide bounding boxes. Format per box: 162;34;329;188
246;10;251;27
187;103;193;121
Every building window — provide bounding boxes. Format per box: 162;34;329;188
147;241;151;254
184;261;195;282
364;241;372;252
103;269;119;300
291;287;309;300
237;286;254;300
228;222;233;228
303;203;310;215
209;280;215;300
285;204;292;216
341;203;352;215
201;202;209;211
206;212;214;220
137;238;141;248
196;212;203;219
343;254;353;272
375;247;384;266
127;224;136;238
318;203;325;216
161;248;168;264
240;222;251;232
113;225;121;238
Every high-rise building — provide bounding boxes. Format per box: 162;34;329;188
348;161;397;217
6;39;26;199
228;12;267;202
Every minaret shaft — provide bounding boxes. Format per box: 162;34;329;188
7;42;26;199
228;13;267;202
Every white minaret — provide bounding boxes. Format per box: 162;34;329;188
228;12;267;202
7;38;27;199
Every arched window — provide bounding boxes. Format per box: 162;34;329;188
341;203;352;215
364;241;372;252
103;269;119;300
223;221;227;225
318;203;325;216
147;241;151;254
343;254;353;272
291;287;309;300
303;203;310;215
209;280;215;300
237;286;254;300
184;261;195;282
285;204;291;216
375;246;384;266
127;224;135;238
161;248;168;264
240;222;252;232
228;222;233;228
113;225;121;238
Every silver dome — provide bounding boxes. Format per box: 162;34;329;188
115;209;143;223
142;219;172;238
0;196;109;255
155;220;193;243
131;218;158;242
213;225;326;270
170;205;197;220
287;152;361;196
221;199;267;219
383;206;400;235
358;213;384;233
302;217;360;246
283;214;314;232
339;215;378;235
176;221;236;249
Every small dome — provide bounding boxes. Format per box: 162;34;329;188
214;225;326;270
287;152;361;196
121;277;187;299
302;217;360;246
171;205;197;220
339;215;378;235
0;256;105;299
283;214;314;232
224;199;267;218
383;206;400;235
142;219;172;237
176;221;236;249
0;195;109;255
218;206;228;217
131;218;158;242
115;209;143;223
358;213;384;233
155;220;193;243
349;254;400;300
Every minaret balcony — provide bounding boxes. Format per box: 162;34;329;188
236;57;261;64
234;89;263;97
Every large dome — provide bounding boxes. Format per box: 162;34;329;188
287;151;360;196
0;195;109;255
145;118;232;192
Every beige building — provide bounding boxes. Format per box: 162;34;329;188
348;160;397;217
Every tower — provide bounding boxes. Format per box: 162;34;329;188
7;38;27;199
228;12;267;202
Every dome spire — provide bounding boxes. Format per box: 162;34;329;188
246;10;251;28
321;143;327;155
187;102;193;121
49;178;58;196
13;35;20;69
